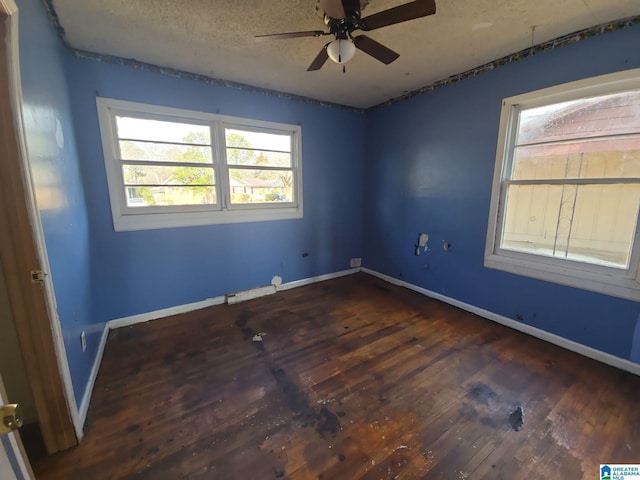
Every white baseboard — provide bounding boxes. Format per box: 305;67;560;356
278;267;361;291
362;268;640;377
78;323;109;428
78;267;361;429
227;285;276;305
106;268;362;331
107;296;226;330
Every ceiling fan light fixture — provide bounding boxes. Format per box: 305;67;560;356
326;39;356;64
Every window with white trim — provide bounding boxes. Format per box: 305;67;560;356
97;98;302;231
485;70;640;301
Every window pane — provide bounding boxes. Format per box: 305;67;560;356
123;165;215;186
229;169;292;204
116;116;211;144
125;186;216;206
225;128;291;152
501;183;640;268
226;148;291;167
517;90;640;145
119;140;212;164
512;138;640;180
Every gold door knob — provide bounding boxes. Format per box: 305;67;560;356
0;404;22;436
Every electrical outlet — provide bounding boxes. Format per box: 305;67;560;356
80;331;87;352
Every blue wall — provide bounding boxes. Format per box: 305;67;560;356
363;25;640;362
18;0;103;403
63;56;366;323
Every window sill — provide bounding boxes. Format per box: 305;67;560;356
484;252;640;301
112;206;303;231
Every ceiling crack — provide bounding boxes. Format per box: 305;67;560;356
580;0;599;23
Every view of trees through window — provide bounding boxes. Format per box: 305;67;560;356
116;117;293;208
501;90;640;269
225;128;293;204
120;130;216;207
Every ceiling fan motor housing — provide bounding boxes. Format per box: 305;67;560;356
324;1;361;39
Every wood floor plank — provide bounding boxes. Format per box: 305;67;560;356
32;273;640;479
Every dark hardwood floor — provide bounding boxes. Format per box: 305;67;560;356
33;273;640;479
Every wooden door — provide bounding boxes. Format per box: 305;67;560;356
0;374;33;480
0;0;78;453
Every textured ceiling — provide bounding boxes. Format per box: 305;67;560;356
51;0;640;109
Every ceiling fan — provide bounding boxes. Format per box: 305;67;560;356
255;0;436;71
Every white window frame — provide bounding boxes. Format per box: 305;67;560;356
485;69;640;301
97;98;303;231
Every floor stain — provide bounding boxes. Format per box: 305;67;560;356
467;382;498;406
235;312;265;351
316;407;340;438
509;406;524;431
271;367;312;414
236;312;341;442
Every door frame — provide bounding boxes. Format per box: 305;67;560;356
0;0;81;453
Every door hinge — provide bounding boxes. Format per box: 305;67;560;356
30;270;45;283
